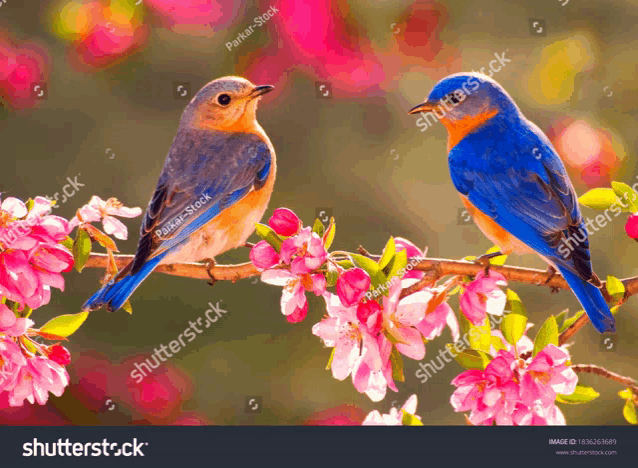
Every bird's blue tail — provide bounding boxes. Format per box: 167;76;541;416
83;253;166;312
558;267;615;333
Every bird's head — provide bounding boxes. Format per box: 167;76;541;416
183;76;274;132
408;73;520;135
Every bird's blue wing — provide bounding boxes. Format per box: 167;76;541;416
130;129;271;274
448;116;593;280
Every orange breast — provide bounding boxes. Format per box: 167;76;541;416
460;195;533;255
441;108;500;151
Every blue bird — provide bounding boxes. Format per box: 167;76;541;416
408;72;615;333
84;76;276;312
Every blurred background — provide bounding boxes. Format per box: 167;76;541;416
1;0;637;425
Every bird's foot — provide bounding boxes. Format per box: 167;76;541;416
204;258;217;287
543;265;557;285
473;250;504;276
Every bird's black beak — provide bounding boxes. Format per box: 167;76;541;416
408;100;437;115
250;85;275;98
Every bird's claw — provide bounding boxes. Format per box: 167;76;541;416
543;266;557;285
473;250;504;276
205;258;217;287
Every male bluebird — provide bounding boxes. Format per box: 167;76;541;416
408;72;615;333
84;76;276;312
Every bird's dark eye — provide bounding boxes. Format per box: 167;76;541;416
217;94;231;106
448;93;460;105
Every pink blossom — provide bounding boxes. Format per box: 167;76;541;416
450;351;521;425
8;357;69;407
0;196;74;309
356;300;383;335
459;270;507;325
362;394;421;426
0;338;26;393
268;208;301;237
336;268;371;307
280;227;327;275
47;345;71;366
394;237;425;280
261;270;326;323
381;280;427;360
0;304;33;337
312;293;382;383
249;241;280;270
351;333;395;401
70;196;142;240
520;345;577;408
451;337;577;425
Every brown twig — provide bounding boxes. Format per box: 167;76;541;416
558;312;591;346
84;253;638;301
572;364;638;401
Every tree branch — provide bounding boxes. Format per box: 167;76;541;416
84;253;638;302
572;364;638;401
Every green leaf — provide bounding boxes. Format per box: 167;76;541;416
462;314;491;353
40;311;89;338
506;289;527;317
21;337;37;355
555;309;569;331
618;388;634;400
578;187;621;211
25;198;34;213
401;410;423;426
61;236;73;250
555;385;600;404
491;336;507;352
378;237;396;270
485;245;508;265
533;316;559;356
449;346;491;370
611;181;638;212
326;262;339;287
351;254;386;289
323;218;336;250
254;223;284;251
72;228;92;273
326;348;336;370
336;260;354;269
622;399;637;425
606;275;625;301
390;346;405;382
312;218;325;237
558;310;585;333
386;249;408;281
122;299;133;315
501;313;527;346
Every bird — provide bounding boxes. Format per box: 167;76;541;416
83;76;276;312
408;72;615;333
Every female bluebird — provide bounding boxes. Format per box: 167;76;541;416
84;76;276;312
408;72;615;333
